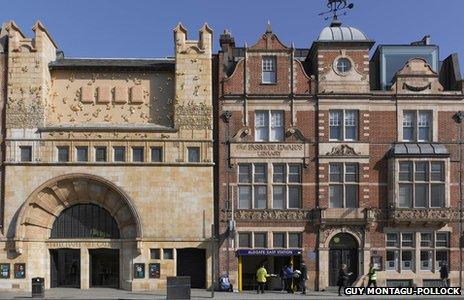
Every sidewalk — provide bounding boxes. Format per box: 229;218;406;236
0;288;462;300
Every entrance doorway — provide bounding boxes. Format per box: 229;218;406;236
329;233;358;286
50;249;80;288
241;255;301;291
176;248;206;288
90;249;119;288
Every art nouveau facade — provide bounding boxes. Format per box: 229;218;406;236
215;21;464;290
0;21;214;291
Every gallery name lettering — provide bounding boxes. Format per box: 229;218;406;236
47;241;119;248
236;144;303;157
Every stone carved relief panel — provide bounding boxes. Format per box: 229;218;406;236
47;70;175;126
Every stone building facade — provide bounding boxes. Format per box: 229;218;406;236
215;21;464;290
0;21;214;291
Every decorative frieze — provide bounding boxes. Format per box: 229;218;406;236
234;209;311;221
174;102;212;130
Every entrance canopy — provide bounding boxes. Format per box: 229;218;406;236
14;174;142;249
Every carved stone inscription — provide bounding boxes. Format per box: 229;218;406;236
231;144;304;158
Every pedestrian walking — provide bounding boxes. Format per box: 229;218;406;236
440;262;449;287
256;263;269;294
300;261;308;294
366;262;377;288
337;264;349;296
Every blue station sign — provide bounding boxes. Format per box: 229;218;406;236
236;249;302;256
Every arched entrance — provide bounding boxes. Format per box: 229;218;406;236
328;233;358;286
13;174;142;290
50;204;120;288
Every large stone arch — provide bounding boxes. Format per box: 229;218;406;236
14;173;142;245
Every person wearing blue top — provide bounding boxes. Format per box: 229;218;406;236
283;263;294;293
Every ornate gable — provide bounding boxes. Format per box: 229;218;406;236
390;58;444;94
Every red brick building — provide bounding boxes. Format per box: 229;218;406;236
214;19;464;291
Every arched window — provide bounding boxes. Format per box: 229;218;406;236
51;204;120;239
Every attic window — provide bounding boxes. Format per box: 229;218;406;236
262;56;276;84
336;58;352;74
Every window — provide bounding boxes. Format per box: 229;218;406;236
163;249;174;259
132;147;144;162
57;147;69;162
150;249;160;260
272;164;301;209
20;146;32;162
386;250;399;271
262;56;276;84
188;147;200;163
238;164;267;209
114;147;125;162
436;232;449;247
420;250;432;271
76;147;88;162
386;233;398;247
402;233;414;247
336;58;352;74
238;233;251;248
288;233;302;248
329;163;358;208
273;233;286;248
402;110;432;142
388;231;450;273
151;147;163;162
398;161;445;208
95;147;107;162
255;111;284;142
402;250;414;270
329;110;358;141
254;233;267;248
420;233;432;247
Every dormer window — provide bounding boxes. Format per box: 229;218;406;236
262;56;276;84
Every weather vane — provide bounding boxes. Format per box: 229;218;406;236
318;0;354;22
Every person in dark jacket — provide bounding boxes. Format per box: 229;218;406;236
300;261;308;294
440;262;449;287
337;264;349;296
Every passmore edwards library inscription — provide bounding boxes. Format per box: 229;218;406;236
232;144;304;158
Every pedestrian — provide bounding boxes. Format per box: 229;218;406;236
300;261;308;294
256;263;269;294
337;264;349;296
283;263;294;293
279;265;286;291
440;261;449;287
366;262;377;288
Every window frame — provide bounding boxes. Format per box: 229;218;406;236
402;110;433;142
113;146;126;162
272;163;302;209
329;110;358;141
151;146;163;162
329;163;359;208
187;147;200;163
261;56;277;84
57;146;70;162
132;147;144;163
19;146;32;162
254;110;284;142
75;146;88;162
397;160;446;208
95;146;107;162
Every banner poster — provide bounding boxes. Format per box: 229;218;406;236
14;263;26;279
0;264;10;279
149;263;160;279
134;263;145;279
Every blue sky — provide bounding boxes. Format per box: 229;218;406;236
1;0;463;69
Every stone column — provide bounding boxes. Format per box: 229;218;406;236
80;248;89;289
318;249;328;290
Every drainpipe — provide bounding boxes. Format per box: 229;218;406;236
452;111;463;289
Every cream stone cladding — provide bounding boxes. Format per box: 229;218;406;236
0;21;214;292
47;69;174;126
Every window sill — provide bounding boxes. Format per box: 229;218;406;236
260;82;277;85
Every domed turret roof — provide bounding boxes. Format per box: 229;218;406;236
318;21;368;41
